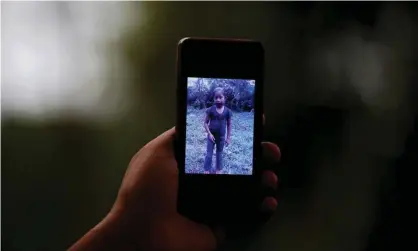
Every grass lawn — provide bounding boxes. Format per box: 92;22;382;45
185;107;254;175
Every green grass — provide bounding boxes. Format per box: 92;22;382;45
185;107;254;175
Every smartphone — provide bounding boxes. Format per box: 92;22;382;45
176;38;264;225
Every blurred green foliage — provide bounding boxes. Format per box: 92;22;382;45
2;2;288;250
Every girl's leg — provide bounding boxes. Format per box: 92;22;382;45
203;135;214;172
215;136;225;173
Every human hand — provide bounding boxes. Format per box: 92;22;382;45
209;133;216;143
225;137;231;146
70;126;281;251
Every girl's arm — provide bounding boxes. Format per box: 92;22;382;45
204;113;215;143
226;117;231;142
203;113;211;135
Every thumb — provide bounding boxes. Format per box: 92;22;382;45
145;127;176;159
175;216;218;251
129;127;178;210
129;127;177;167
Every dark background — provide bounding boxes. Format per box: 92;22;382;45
2;2;418;251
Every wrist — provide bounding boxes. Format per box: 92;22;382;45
103;205;158;251
99;212;127;242
69;211;134;251
104;208;172;251
101;208;148;250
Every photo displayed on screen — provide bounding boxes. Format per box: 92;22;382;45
185;77;255;175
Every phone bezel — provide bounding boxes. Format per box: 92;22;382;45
175;37;265;223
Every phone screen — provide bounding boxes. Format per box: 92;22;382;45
185;77;256;176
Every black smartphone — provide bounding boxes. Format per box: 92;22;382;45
176;37;264;226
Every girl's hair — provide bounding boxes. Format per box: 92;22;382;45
213;87;224;96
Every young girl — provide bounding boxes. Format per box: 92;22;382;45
203;87;232;174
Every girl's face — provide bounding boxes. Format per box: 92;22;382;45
214;92;225;106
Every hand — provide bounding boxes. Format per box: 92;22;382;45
209;133;215;143
225;137;231;146
70;127;281;251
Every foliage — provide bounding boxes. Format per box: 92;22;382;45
187;78;255;112
185;107;254;175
